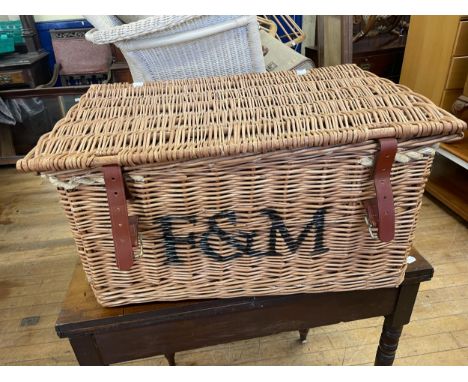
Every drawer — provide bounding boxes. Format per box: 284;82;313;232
454;21;468;56
0;70;26;86
441;89;463;112
446;56;468;89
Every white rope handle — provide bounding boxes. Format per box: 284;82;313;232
43;173;145;191
360;146;437;167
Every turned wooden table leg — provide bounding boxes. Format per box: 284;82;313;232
299;328;310;344
165;353;176;366
374;283;421;366
375;323;403;366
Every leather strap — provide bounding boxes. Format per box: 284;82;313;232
363;138;397;242
103;165;137;270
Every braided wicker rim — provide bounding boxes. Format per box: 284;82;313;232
17;64;466;173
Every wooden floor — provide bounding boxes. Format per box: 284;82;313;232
0;166;467;366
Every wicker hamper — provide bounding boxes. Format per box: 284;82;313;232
18;64;466;307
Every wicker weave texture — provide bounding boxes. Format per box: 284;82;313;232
85;15;266;82
18;65;465;174
17;65;466;306
53;137;437;306
85;15;202;44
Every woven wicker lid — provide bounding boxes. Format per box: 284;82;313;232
17;64;466;173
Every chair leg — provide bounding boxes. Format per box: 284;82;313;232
165;353;176;366
299;328;310;344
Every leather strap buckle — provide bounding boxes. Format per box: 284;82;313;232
363;138;398;242
103;165;138;270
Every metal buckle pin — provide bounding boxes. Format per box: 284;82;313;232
364;215;376;239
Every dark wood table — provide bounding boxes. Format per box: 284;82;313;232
55;247;433;366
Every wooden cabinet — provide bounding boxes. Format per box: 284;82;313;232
446;56;468;89
400;16;468;221
453;21;468;56
400;16;464;104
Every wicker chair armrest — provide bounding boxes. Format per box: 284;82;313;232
115;16;258;51
85;15;202;44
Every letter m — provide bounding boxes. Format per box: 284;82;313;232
261;208;328;257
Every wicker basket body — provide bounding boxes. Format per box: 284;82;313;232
18;65;466;307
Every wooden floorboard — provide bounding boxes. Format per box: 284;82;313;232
0;167;467;365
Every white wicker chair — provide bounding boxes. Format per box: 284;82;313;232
85;15;266;82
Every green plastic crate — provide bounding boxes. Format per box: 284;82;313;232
0;20;24;45
0;34;15;54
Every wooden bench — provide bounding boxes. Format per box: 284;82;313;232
55;247;433;366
